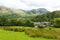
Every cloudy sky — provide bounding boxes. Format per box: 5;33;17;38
0;0;60;11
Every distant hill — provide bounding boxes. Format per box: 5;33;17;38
0;6;32;18
25;8;49;14
0;6;49;19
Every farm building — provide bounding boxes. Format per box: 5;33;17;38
34;22;50;28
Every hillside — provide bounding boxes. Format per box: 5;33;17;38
0;6;31;18
0;6;49;19
24;8;49;14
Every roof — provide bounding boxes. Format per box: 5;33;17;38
34;22;41;24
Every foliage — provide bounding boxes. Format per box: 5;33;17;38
0;16;8;26
32;10;60;22
1;6;60;28
51;18;60;28
0;15;34;27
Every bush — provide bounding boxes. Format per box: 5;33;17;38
38;24;45;28
25;28;42;37
3;27;25;32
25;28;60;39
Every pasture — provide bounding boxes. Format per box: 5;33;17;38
0;26;57;40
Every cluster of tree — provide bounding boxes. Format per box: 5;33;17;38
0;15;34;27
31;10;60;28
32;11;60;22
51;18;60;28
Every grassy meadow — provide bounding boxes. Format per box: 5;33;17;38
0;26;56;40
0;29;54;40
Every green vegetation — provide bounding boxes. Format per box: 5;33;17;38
51;18;60;28
0;6;60;27
0;26;59;40
32;11;60;22
0;28;55;40
0;6;60;40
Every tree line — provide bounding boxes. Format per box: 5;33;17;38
0;10;60;28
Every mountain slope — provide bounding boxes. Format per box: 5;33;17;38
0;6;49;19
0;6;31;18
25;8;49;14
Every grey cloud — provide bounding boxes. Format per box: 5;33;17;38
53;5;60;9
20;0;47;7
28;3;47;7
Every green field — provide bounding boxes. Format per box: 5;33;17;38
0;29;55;40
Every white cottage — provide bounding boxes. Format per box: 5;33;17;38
34;22;41;28
34;22;50;28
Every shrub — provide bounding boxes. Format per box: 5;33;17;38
3;27;25;32
38;24;45;28
25;28;42;37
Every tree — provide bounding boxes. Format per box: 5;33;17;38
0;16;8;26
25;20;34;27
10;19;17;26
51;18;60;28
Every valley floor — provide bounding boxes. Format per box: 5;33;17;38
0;28;55;40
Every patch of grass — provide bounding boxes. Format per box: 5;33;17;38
0;29;55;40
0;26;58;39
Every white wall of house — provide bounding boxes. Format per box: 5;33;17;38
34;22;50;28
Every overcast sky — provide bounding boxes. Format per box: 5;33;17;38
0;0;60;11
